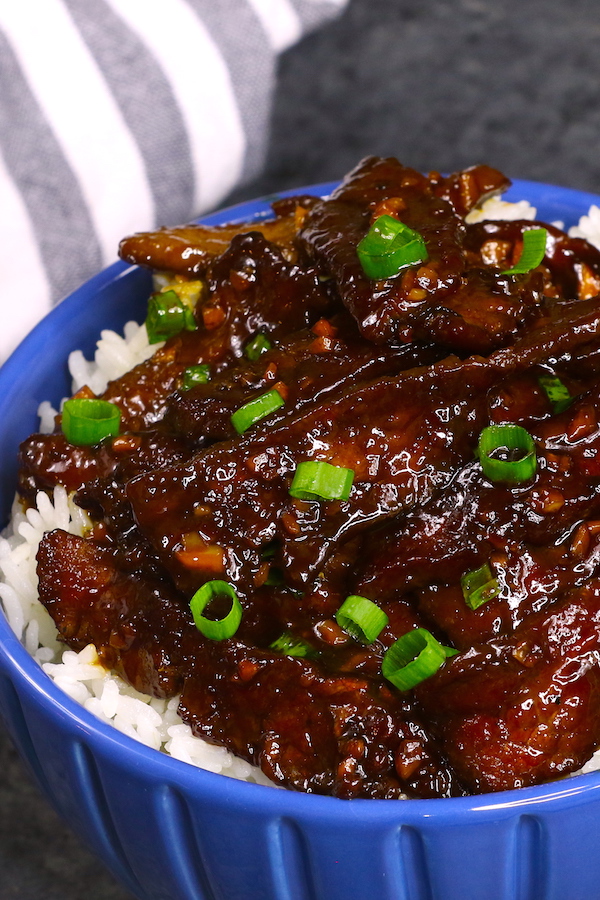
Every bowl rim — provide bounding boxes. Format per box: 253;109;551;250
3;175;600;822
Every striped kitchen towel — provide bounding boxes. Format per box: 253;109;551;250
0;0;347;363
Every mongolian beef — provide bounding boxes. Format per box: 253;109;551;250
17;155;600;799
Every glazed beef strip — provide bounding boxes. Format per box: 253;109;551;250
126;354;498;598
21;271;600;508
165;316;444;446
126;301;600;600
19;429;191;502
18;322;443;565
431;164;511;215
465;219;600;301
179;638;463;799
299;156;542;353
356;377;600;648
36;529;462;799
415;581;600;793
103;232;333;430
118;197;318;275
36;529;194;698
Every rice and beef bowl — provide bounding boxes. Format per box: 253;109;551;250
5;155;600;800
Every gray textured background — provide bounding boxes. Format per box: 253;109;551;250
233;0;600;201
3;0;600;897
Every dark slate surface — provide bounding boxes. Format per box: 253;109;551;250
3;0;600;897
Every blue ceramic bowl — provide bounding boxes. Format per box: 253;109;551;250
2;180;600;900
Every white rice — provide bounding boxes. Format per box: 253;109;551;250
465;196;538;224
467;194;600;252
69;319;161;398
2;196;600;790
568;204;600;247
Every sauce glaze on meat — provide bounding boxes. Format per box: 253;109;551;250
21;156;600;798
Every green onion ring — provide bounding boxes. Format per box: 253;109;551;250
357;215;428;280
335;595;389;644
189;580;242;641
270;631;315;658
182;364;211;389
460;562;501;610
538;373;571;413
245;333;272;361
145;289;196;344
382;628;458;691
477;424;537;483
502;228;547;275
231;388;285;434
289;460;355;501
61;398;121;446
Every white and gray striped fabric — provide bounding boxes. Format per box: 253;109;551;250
0;0;347;363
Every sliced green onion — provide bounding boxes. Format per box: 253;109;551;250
502;228;547;275
538;373;571;413
261;541;277;560
477;424;537;483
270;631;315;658
335;595;389;644
183;307;196;330
264;567;284;587
382;628;458;691
357;215;428;280
145;289;196;344
245;333;272;361
460;563;501;611
62;398;121;446
289;460;355;501
231;388;284;434
189;580;242;641
182;364;211;390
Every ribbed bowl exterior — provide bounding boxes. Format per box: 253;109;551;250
2;180;600;900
